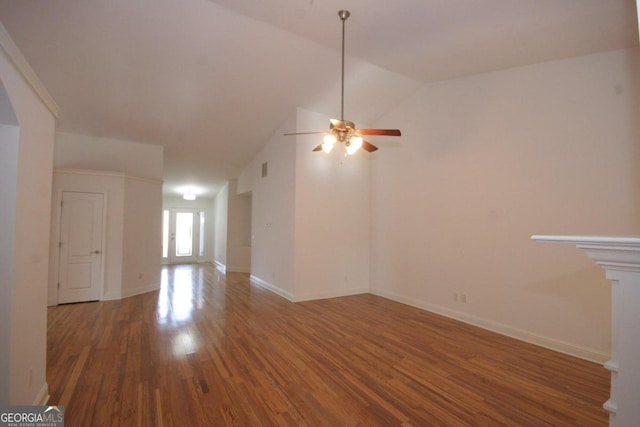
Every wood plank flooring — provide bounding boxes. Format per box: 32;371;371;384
47;263;610;426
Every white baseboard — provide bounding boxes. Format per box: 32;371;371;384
214;261;226;274
370;288;610;364
101;291;122;301
293;288;369;302
249;276;369;303
226;266;251;274
102;283;160;301
249;275;294;301
121;283;160;299
33;382;49;405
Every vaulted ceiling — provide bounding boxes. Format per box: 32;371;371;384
0;0;637;197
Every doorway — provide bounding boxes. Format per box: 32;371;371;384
163;208;204;264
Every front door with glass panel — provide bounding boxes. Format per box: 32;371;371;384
163;208;200;264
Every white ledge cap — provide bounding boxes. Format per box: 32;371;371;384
531;235;640;273
531;235;640;246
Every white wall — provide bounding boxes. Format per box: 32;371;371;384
122;176;162;297
226;179;252;273
238;108;372;301
370;48;640;362
237;163;254;195
212;183;229;268
293;108;371;300
243;114;297;298
55;132;163;180
0;31;57;404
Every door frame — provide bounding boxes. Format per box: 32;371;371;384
51;189;107;304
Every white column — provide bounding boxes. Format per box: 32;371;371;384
532;235;640;427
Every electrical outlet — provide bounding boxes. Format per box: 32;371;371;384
453;292;468;303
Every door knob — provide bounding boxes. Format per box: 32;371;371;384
93;250;101;254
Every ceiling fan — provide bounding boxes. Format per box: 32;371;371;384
285;10;401;155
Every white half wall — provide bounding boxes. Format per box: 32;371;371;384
370;48;640;362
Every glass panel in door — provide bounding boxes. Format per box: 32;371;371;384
175;212;194;257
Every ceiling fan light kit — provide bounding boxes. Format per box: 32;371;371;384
285;10;401;155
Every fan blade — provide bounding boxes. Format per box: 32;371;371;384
362;140;378;152
284;131;326;136
312;144;323;152
358;129;401;136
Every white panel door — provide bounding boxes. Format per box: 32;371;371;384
58;191;104;303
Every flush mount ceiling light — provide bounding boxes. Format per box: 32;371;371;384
285;10;401;155
183;191;196;201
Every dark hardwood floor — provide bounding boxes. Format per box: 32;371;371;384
47;263;610;426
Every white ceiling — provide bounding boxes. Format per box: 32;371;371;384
0;0;637;198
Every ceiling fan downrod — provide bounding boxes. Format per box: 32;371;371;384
339;10;350;121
